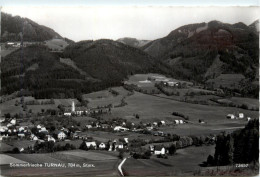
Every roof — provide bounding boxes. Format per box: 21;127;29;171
154;145;165;151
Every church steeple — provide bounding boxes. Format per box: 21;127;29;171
72;101;75;112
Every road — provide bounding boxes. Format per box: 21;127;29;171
118;157;127;176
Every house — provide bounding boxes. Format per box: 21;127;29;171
167;81;179;87
174;120;180;124
153;122;158;126
18;127;25;132
85;124;93;129
115;142;124;150
30;134;38;141
101;124;110;129
37;125;42;129
75;107;88;116
64;112;72;116
7;123;13;128
10;119;16;125
85;141;97;149
39;127;48;133
179;120;184;124
146;126;153;131
247;117;251;121
124;138;129;144
154;146;166;155
114;126;129;132
98;142;106;149
160;121;166;126
46;135;56;143
226;114;235;119
238;113;244;119
54;131;66;140
18;132;25;137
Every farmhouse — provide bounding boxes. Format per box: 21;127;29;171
114;126;129;132
85;141;97;149
30;134;38;141
154;146;166;155
46;135;56;143
54;131;66;140
10;119;16;125
160;120;166;126
226;114;235;119
85;124;93;129
238;113;244;119
18;132;25;137
98;142;106;149
115;142;124;150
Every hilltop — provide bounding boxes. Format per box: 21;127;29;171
1;12;62;42
141;20;259;96
117;37;150;48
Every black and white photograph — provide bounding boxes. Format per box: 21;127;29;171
0;1;259;176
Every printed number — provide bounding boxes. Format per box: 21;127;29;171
236;164;249;168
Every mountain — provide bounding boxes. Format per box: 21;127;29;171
1;40;155;98
117;37;150;48
1;12;62;42
142;20;259;91
63;39;154;82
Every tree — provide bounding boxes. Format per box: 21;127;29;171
207;155;215;166
79;141;88;150
4;113;11;118
168;144;176;155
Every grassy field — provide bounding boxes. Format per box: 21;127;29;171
0;154;27;165
110;91;258;136
123;145;215;176
217;97;259;110
82;87;131;108
1;150;120;176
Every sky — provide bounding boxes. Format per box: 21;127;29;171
1;5;259;42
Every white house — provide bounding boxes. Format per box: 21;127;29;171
226;114;235;119
56;131;66;140
47;135;56;143
153;122;158;126
115;142;124;150
98;142;106;149
114;126;129;132
85;141;97;149
124;138;129;144
64;112;72;116
18;127;25;132
10;119;16;125
39;127;48;133
146;126;153;131
238;113;244;119
247;117;251;121
160;120;166;126
174;120;180;124
37;125;42;129
85;124;93;129
7;123;13;128
18;132;25;137
179;120;184;124
30;134;38;141
154;146;166;155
